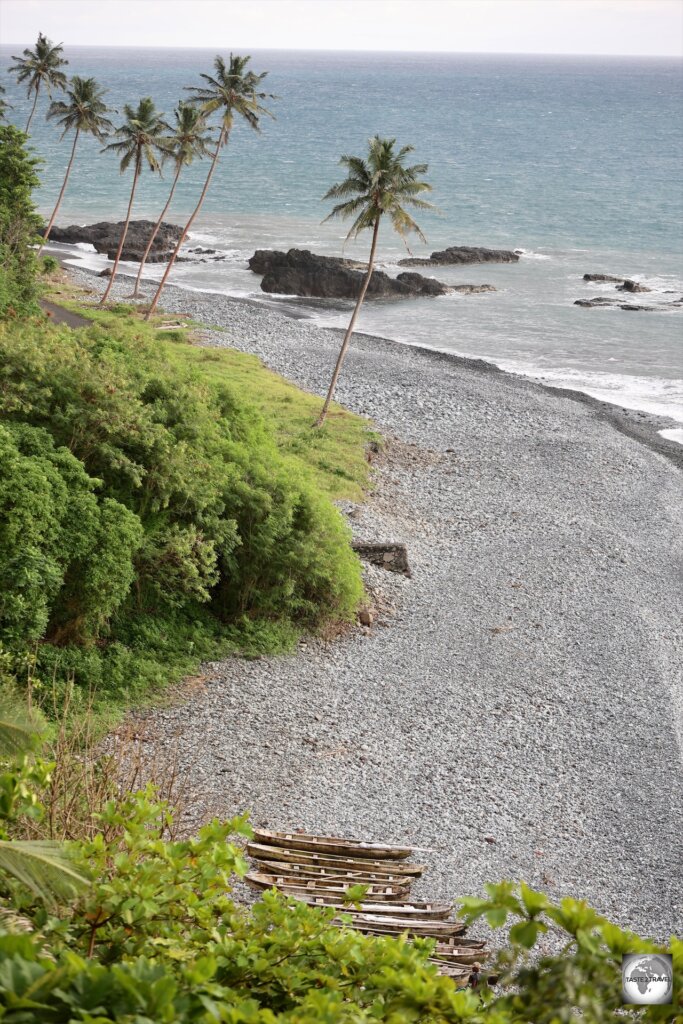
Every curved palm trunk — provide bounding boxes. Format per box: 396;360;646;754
38;128;80;257
99;151;141;306
25;89;40;133
315;217;381;428
145;128;226;320
131;162;182;298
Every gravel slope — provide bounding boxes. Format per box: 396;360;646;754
72;271;683;939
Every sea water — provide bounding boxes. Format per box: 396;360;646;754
2;46;682;425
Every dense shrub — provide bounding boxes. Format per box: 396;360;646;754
0;318;362;706
0;126;42;319
0;421;142;647
0;760;678;1023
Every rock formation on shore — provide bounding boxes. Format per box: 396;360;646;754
248;248;476;299
398;245;520;267
46;221;183;262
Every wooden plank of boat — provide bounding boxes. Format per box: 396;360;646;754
246;842;425;876
440;937;486;949
252;828;413;860
251;859;414;885
246;877;408;902
245;870;410;895
301;900;453;919
339;917;465;939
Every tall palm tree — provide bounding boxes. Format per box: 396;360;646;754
9;32;68;133
315;137;433;427
99;98;170;306
144;53;275;319
39;77;113;256
131;102;212;298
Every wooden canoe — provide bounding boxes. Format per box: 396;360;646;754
439;937;486;949
251;859;414;885
246;875;408;902
246;870;410;896
431;947;490;966
252;828;413;860
246;842;425;876
428;960;471;980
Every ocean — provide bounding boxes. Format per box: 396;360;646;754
3;46;682;433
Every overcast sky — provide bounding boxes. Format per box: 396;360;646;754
1;0;682;56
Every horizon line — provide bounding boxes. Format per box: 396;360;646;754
1;42;681;60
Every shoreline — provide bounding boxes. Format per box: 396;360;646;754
62;264;683;942
62;261;683;470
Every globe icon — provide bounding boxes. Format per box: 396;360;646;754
622;954;673;1005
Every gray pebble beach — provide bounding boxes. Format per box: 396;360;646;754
70;268;683;941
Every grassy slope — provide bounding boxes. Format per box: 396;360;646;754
47;276;376;504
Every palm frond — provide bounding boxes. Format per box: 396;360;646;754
322;135;432;245
0;840;89;904
0;704;40;758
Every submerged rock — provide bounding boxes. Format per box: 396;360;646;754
617;279;651;293
583;273;625;283
46;220;183;262
248;248;455;299
574;297;619;307
399;245;519;267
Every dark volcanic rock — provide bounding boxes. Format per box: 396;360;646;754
583;273;625;283
47;220;183;262
574;297;620;308
399;245;520;267
452;283;496;294
617;279;651;293
249;248;453;299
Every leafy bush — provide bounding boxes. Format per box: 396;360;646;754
0;126;42;319
40;254;59;275
0;768;678;1023
0;317;362;709
0;421;142;647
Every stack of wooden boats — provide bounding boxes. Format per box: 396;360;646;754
245;827;491;984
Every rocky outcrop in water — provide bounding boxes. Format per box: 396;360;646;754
617;280;651;293
248;248;459;299
582;274;651;293
399;245;520;267
46;220;183;262
583;273;625;283
574;297;660;311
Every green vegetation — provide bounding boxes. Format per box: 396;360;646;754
0;306;368;718
0;125;42;319
0;739;678;1022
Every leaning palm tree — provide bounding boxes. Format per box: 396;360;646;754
144;54;274;319
99;98;170;306
315;137;433;427
0;703;89;905
9;32;68;133
38;77;113;256
131;102;212;298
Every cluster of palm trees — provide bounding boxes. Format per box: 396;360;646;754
7;33;433;424
7;35;275;317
